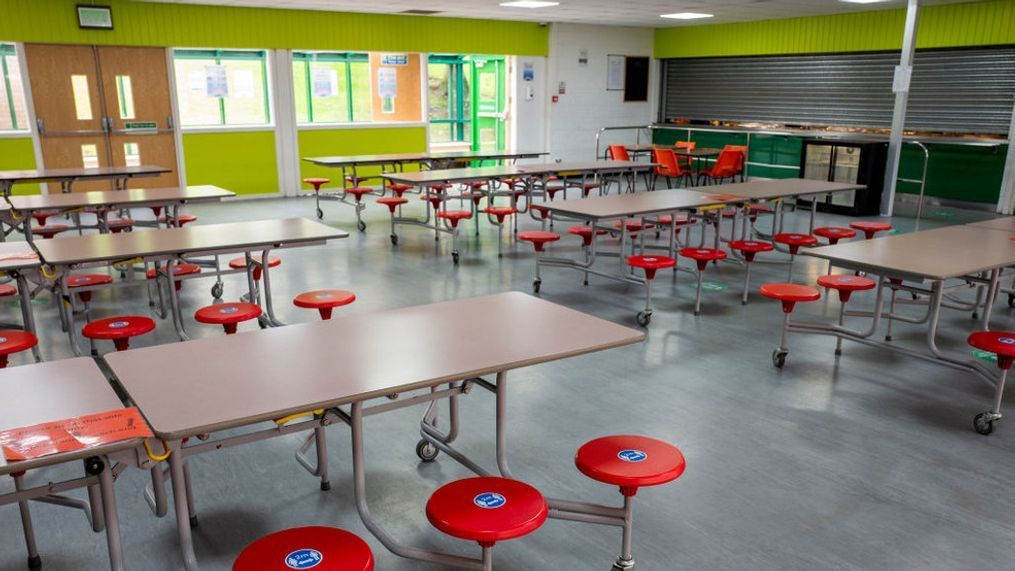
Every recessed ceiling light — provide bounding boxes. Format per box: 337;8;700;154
660;12;714;20
499;1;560;8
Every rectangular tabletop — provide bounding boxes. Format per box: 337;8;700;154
5;185;233;212
0;241;41;271
544;188;742;219
106;292;645;440
382;166;530;185
0;358;141;475
805;225;1015;281
303;150;545;168
0;165;170;185
517;160;653;175
626;144;722;157
34;217;348;266
710;178;865;200
966;217;1015;233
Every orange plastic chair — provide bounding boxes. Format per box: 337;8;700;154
697;148;742;186
674;141;697;169
651;148;691;189
607;145;631;161
724;145;748;181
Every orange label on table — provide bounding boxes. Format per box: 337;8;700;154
704;194;741;201
0;407;151;462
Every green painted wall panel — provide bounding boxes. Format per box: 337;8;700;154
655;0;1015;58
1;0;548;56
297;126;428;186
182;131;278;195
0;137;40;195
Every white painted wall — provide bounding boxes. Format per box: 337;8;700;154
545;23;656;162
509;55;548;161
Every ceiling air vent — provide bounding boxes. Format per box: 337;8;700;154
400;9;443;15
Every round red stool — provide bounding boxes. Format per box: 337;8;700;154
107;219;134;234
678;247;727;316
426;476;547;571
968;331;1015;435
817;274;876;356
760;283;821;368
158;213;198;227
233;526;374;571
568;225;607;247
386;182;412;197
31;224;69;240
146;263;201;292
67;273;113;321
228;255;280;282
293;290;355;320
484;206;517;258
773;233;818;281
437;210;473;265
195;302;262;335
30;212;57;226
614;219;654;234
814;226;856;245
850;220;892;240
529;204;551;229
304;177;331;220
729;240;775;304
627;255;677;326
377;196;409;245
0;331;38;368
748;204;773;223
518;231;560;294
0;284;16;298
575;435;685;570
82;316;155;352
344;187;374;232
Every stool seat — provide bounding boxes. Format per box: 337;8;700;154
82;316;155;351
233;526;374;571
529;204;550;220
729;240;774;254
427;183;452;191
484;206;517;222
228;255;280;281
426;476;548;545
817;274;876;303
968;331;1015;365
344;187;373;199
774;233;818;247
518;231;560;252
303;177;330;187
655;215;689;225
627;255;677;272
146;263;202;280
814;226;857;241
437;210;473;222
748;204;773;214
615;219;653;232
0;284;16;297
107;219;134;233
157;214;198;226
0;330;38;367
31;224;69;239
30;212;57;225
760;283;821;313
464;181;487;189
850;220;892;239
294;290;356;320
720;208;739;218
386;182;412;193
575;435;686;494
67;274;113;288
195;302;261;334
376;196;408;212
568;225;607;246
679;247;727;262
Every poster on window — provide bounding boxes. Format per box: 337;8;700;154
205;65;228;98
311;66;338;98
187;70;205;92
233;70;255;99
378;67;397;114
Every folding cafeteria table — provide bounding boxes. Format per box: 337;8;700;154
105;292;644;570
0;165;171;196
799;225;1015;433
1;358;147;571
32;218;348;351
0;241;43;361
966;216;1015;233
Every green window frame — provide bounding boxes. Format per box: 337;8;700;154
293;51;370;124
173;49;271;127
428;55;471;143
0;43;26;132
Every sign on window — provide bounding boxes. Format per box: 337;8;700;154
311;66;338;98
205;65;228;98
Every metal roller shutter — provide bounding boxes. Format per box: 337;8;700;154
661;47;1015;135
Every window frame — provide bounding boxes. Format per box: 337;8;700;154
0;43;28;133
173;48;272;127
292;51;370;125
428;54;471;143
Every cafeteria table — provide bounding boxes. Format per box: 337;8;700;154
0;165;171;196
105;292;644;570
0;241;43;361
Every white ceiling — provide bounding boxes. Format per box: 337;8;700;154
143;0;977;27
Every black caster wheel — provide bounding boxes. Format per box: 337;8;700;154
636;311;651;327
28;555;41;570
416;439;439;462
83;456;104;476
452;252;460;265
390;234;398;246
583;279;589;286
1008;294;1014;308
973;412;996;435
533;279;541;294
357;220;367;232
320;480;331;491
316;208;324;219
189;515;199;528
772;349;788;368
211;282;224;299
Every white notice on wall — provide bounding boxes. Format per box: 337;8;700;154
187;70;205;92
205;65;228;98
233;70;255;99
311;66;338;98
892;65;913;94
606;54;624;91
377;67;397;98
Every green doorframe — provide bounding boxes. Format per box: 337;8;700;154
470;55;506;152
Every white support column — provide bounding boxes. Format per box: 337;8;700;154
881;0;920;217
997;95;1015;214
271;49;299;197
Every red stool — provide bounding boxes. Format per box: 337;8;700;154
437;210;473;264
729;240;774;304
679;247;727;316
627;255;677;326
195;302;261;335
575;435;685;570
377;196;409;245
760;283;821;368
568;225;607;247
233;526;374;571
0;284;16;298
293;290;355;320
82;316;155;352
614;219;654;234
0;331;38;368
146;263;201;292
304;177;331;220
31;224;69;239
748;204;773;223
817;275;876;356
518;231;560;294
30;212;57;226
850;220;892;240
344;187;374;232
426;476;547;571
814;226;856;245
967;331;1015;435
386;182;412;197
67;273;113;321
529;204;551;230
157;213;198;228
484;206;517;258
107;218;134;233
228;255;280;282
773;233;817;281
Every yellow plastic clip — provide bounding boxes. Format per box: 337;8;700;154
40;264;57;280
274;409;325;426
144;439;172;462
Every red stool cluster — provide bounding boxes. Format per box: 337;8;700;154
233;526;374;571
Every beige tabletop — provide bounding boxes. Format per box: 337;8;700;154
710;178;865;200
544;188;743;219
517;160;654;174
966;217;1015;233
34;217;348;266
304;150;545;167
805;225;1015;281
106;292;645;440
0;358;142;476
382;166;531;185
626;145;723;157
0;165;170;184
0;241;41;271
3;185;233;212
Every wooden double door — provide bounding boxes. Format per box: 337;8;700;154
25;44;178;191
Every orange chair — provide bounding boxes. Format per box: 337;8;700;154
696;148;742;186
674;140;697;170
724;145;748;181
651;148;692;189
607;145;631;161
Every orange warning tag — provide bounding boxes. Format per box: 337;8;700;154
0;407;151;462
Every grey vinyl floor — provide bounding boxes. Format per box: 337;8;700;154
1;192;1014;571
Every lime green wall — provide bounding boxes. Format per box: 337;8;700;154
655;0;1015;58
1;0;548;56
298;126;428;186
0;137;40;195
182;131;278;195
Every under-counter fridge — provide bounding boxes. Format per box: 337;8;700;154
797;139;887;216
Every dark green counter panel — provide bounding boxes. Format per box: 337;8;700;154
653;129;1005;203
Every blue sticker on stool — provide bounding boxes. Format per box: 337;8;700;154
839;277;854;283
474;492;507;509
643;257;657;262
618;449;648;463
1000;337;1015;345
0;337;7;343
109;321;129;328
219;307;239;314
315;293;333;299
285;548;323;569
74;277;89;283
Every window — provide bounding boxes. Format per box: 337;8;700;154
428;55;471;144
115;75;135;119
172;49;271;127
123;142;140;167
293;52;371;124
0;44;29;131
